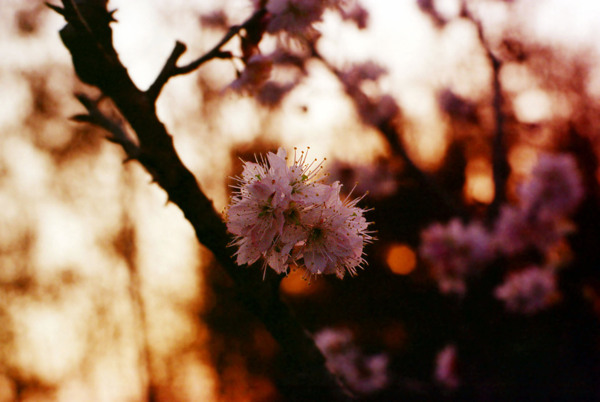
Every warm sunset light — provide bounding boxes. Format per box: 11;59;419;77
464;157;494;204
280;267;321;295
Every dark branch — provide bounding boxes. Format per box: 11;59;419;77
378;120;469;219
145;8;267;101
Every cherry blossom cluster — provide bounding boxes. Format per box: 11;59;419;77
225;147;372;278
314;327;389;395
419;152;584;313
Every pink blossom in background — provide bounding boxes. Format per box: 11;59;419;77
492;153;583;257
314;327;355;356
314;327;389;395
518;153;584;218
492;205;574;256
434;344;460;389
346;353;389;394
339;61;388;87
229;54;273;93
257;0;331;40
256;81;296;107
420;219;494;294
337;62;400;126
339;1;369;29
494;266;558;314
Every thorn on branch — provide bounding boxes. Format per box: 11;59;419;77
45;2;65;17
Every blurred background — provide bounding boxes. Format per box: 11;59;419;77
1;0;600;400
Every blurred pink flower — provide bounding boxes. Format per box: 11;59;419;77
495;266;558;314
518;153;584;218
256;81;296;107
339;61;387;86
263;0;331;40
315;327;389;395
339;1;369;29
434;344;460;389
493;205;574;256
230;54;273;93
420;219;494;294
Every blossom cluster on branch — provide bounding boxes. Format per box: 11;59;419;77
226;147;372;278
223;0;369;107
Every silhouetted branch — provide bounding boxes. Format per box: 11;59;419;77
378;120;469;219
49;1;350;399
146;8;267;101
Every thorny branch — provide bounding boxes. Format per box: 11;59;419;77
49;1;350;400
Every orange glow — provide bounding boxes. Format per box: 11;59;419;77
403;117;449;171
507;145;540;199
464;157;494;204
508;145;538;176
385;243;417;275
280;267;320;295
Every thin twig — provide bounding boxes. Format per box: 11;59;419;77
146;8;267;101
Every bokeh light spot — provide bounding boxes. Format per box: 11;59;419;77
280;267;320;296
385;243;417;275
464;157;494;204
